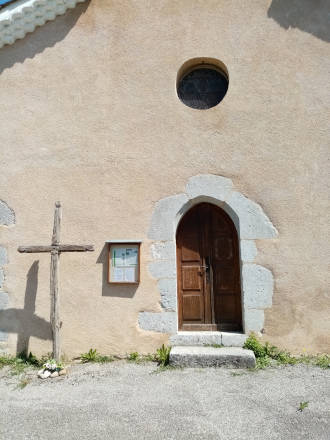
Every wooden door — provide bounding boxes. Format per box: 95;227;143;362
176;203;242;331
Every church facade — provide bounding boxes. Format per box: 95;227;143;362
0;0;329;357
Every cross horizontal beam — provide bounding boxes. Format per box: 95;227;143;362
18;245;94;253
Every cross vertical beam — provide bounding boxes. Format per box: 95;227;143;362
50;202;61;362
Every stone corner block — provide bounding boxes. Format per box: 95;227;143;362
185;174;233;201
0;247;8;266
226;192;278;239
150;241;176;261
0;331;8;342
148;194;188;241
0;269;4;289
158;278;177;311
240;240;257;262
148;260;176;280
0;201;15;226
138;311;177;334
243;264;274;309
244;309;265;333
0;291;9;310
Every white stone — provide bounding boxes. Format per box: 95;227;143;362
226;192;278;239
138;311;177;333
0;200;15;226
240;240;258;262
243;264;274;309
0;247;7;266
169;346;256;368
244;309;265;333
158;278;177;311
148;194;189;241
221;332;247;347
38;369;51;379
185;174;233;201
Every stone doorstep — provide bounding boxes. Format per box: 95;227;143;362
169;346;256;369
170;331;247;347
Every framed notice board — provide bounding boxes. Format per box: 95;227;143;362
108;242;141;284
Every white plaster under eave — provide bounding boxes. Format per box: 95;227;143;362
139;174;278;343
0;0;87;49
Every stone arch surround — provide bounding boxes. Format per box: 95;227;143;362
139;175;278;346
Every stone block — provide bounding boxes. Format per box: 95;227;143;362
148;259;176;279
0;269;4;289
242;264;274;309
240;240;257;262
0;292;9;310
170;331;223;346
226;192;277;239
244;309;265;333
0;247;7;266
148;194;189;241
185;174;233;201
0;201;15;226
138;311;177;333
221;332;247;347
0;331;8;342
150;241;175;260
169;346;256;368
158;278;177;311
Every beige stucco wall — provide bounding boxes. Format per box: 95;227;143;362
0;0;329;357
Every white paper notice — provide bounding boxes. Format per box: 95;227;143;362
126;248;138;266
113;267;124;282
124;267;136;282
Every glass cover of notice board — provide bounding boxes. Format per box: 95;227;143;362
108;243;140;284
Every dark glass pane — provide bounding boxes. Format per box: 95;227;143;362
178;67;228;110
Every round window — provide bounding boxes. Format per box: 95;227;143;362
177;65;229;110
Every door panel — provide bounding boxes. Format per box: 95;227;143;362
176;203;242;331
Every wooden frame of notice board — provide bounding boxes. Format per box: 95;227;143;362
107;241;141;284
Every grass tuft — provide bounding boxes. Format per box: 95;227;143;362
244;333;330;371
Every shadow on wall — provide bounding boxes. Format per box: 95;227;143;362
96;244;138;299
0;261;52;355
268;0;330;42
0;1;91;74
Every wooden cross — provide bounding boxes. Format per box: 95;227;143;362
18;202;94;362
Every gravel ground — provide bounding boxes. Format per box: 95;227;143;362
0;361;329;440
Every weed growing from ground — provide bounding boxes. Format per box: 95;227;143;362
244;333;330;370
155;344;171;367
0;352;46;375
298;401;309;412
80;349;114;363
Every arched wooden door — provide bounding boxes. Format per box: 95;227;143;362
176;203;242;331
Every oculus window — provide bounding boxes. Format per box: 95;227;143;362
177;64;229;110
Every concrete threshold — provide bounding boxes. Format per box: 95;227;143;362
169;346;256;369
